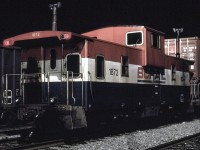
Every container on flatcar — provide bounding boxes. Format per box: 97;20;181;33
165;37;200;77
165;37;200;114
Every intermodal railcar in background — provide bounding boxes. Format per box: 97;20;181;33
2;26;193;133
165;37;200;113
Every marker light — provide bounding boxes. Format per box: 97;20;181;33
60;33;71;40
3;40;11;47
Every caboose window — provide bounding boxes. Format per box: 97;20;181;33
96;55;105;78
126;31;143;46
151;33;160;49
121;56;129;76
50;49;56;69
66;54;80;77
171;64;176;81
26;57;39;74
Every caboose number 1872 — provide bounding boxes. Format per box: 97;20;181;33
2;26;193;134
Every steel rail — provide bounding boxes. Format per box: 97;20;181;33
148;132;200;150
5;138;64;150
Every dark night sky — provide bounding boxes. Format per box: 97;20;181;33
0;0;200;42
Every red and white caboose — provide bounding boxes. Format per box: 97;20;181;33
2;26;193;132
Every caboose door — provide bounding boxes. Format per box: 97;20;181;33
43;47;64;104
62;53;83;106
44;47;83;106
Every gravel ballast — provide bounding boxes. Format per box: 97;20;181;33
48;119;200;150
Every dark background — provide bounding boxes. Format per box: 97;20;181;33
0;0;200;42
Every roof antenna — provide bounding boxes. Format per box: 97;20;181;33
173;28;183;58
49;2;61;31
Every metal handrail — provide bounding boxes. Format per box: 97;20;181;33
65;71;77;105
63;71;83;106
190;82;200;100
2;71;84;106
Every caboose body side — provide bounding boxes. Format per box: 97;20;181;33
2;26;193;130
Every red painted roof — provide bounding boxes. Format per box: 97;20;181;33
3;31;72;47
82;26;164;46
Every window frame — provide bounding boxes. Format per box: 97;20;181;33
121;56;129;77
64;53;81;78
171;64;176;81
50;49;57;70
151;32;161;49
126;31;144;46
96;55;105;79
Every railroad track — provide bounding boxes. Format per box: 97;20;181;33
2;138;65;150
8;129;200;150
0;125;32;141
0;114;198;150
0;125;32;134
0;125;33;149
0;122;126;150
149;132;200;150
0;129;88;150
